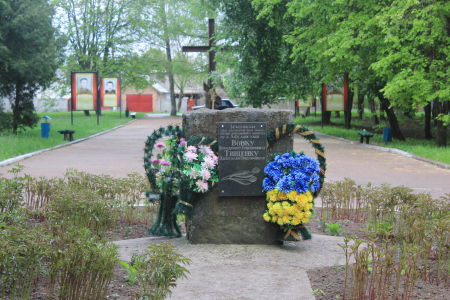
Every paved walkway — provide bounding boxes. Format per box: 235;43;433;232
294;135;450;198
114;234;345;300
0;116;181;178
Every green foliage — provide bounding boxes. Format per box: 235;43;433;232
49;226;118;300
0;224;47;299
0;111;12;133
0;0;60;133
325;222;342;236
118;260;139;284
216;0;316;106
131;243;191;300
46;184;117;237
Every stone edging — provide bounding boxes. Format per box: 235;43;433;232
313;132;450;170
0;121;135;167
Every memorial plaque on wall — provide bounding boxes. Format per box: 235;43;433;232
218;122;267;197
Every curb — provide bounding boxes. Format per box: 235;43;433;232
0;121;135;167
313;132;450;170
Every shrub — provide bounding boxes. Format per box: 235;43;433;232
131;243;191;299
0;111;12;132
49;227;118;299
325;222;342;236
22;175;64;211
46;185;117;237
0;171;26;224
0;224;47;299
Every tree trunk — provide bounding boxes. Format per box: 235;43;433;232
357;92;364;120
344;87;354;129
436;101;448;147
177;89;184;112
432;99;439;127
160;1;177;116
368;97;379;125
322;111;331;125
378;94;405;140
424;103;432;140
12;82;22;134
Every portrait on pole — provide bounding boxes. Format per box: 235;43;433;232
322;77;348;111
71;72;98;111
101;78;120;107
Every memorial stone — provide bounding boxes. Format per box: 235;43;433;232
182;108;293;244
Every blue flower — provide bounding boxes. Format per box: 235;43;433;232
277;174;294;193
264;162;283;182
262;177;276;191
262;152;321;194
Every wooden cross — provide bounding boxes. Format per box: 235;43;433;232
182;19;218;109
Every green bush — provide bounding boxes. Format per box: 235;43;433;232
0;111;12;132
0;224;47;299
131;243;191;299
49;227;118;299
325;222;342;236
46;185;117;237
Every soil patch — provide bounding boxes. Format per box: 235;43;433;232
308;265;449;300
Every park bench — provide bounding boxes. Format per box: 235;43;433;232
358;130;374;144
58;130;75;141
130;112;137;119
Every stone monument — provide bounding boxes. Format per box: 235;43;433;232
182;108;293;244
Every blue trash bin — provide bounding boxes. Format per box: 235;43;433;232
383;128;392;143
41;123;51;138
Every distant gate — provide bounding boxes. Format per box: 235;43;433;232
126;94;153;112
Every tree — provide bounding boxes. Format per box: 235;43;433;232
371;0;449;146
254;0;406;138
53;0;138;71
172;53;207;111
214;0;316;107
137;0;208;116
0;0;60;133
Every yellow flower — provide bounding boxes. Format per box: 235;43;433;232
282;215;291;224
277;218;284;226
296;194;308;204
304;211;312;218
277;192;288;201
287;191;297;201
292;218;301;225
271;215;278;222
305;203;313;210
306;191;313;202
267;202;274;209
267;190;278;201
282;201;290;207
301;217;310;224
263;213;271;222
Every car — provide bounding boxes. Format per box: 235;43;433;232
218;99;239;110
192;99;239;111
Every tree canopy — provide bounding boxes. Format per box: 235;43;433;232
0;0;60;133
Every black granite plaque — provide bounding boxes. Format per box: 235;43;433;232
218;122;267;197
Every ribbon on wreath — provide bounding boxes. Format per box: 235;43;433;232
284;228;301;241
283;225;312;241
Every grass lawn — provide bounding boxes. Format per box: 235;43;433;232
295;112;450;165
0;111;143;161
